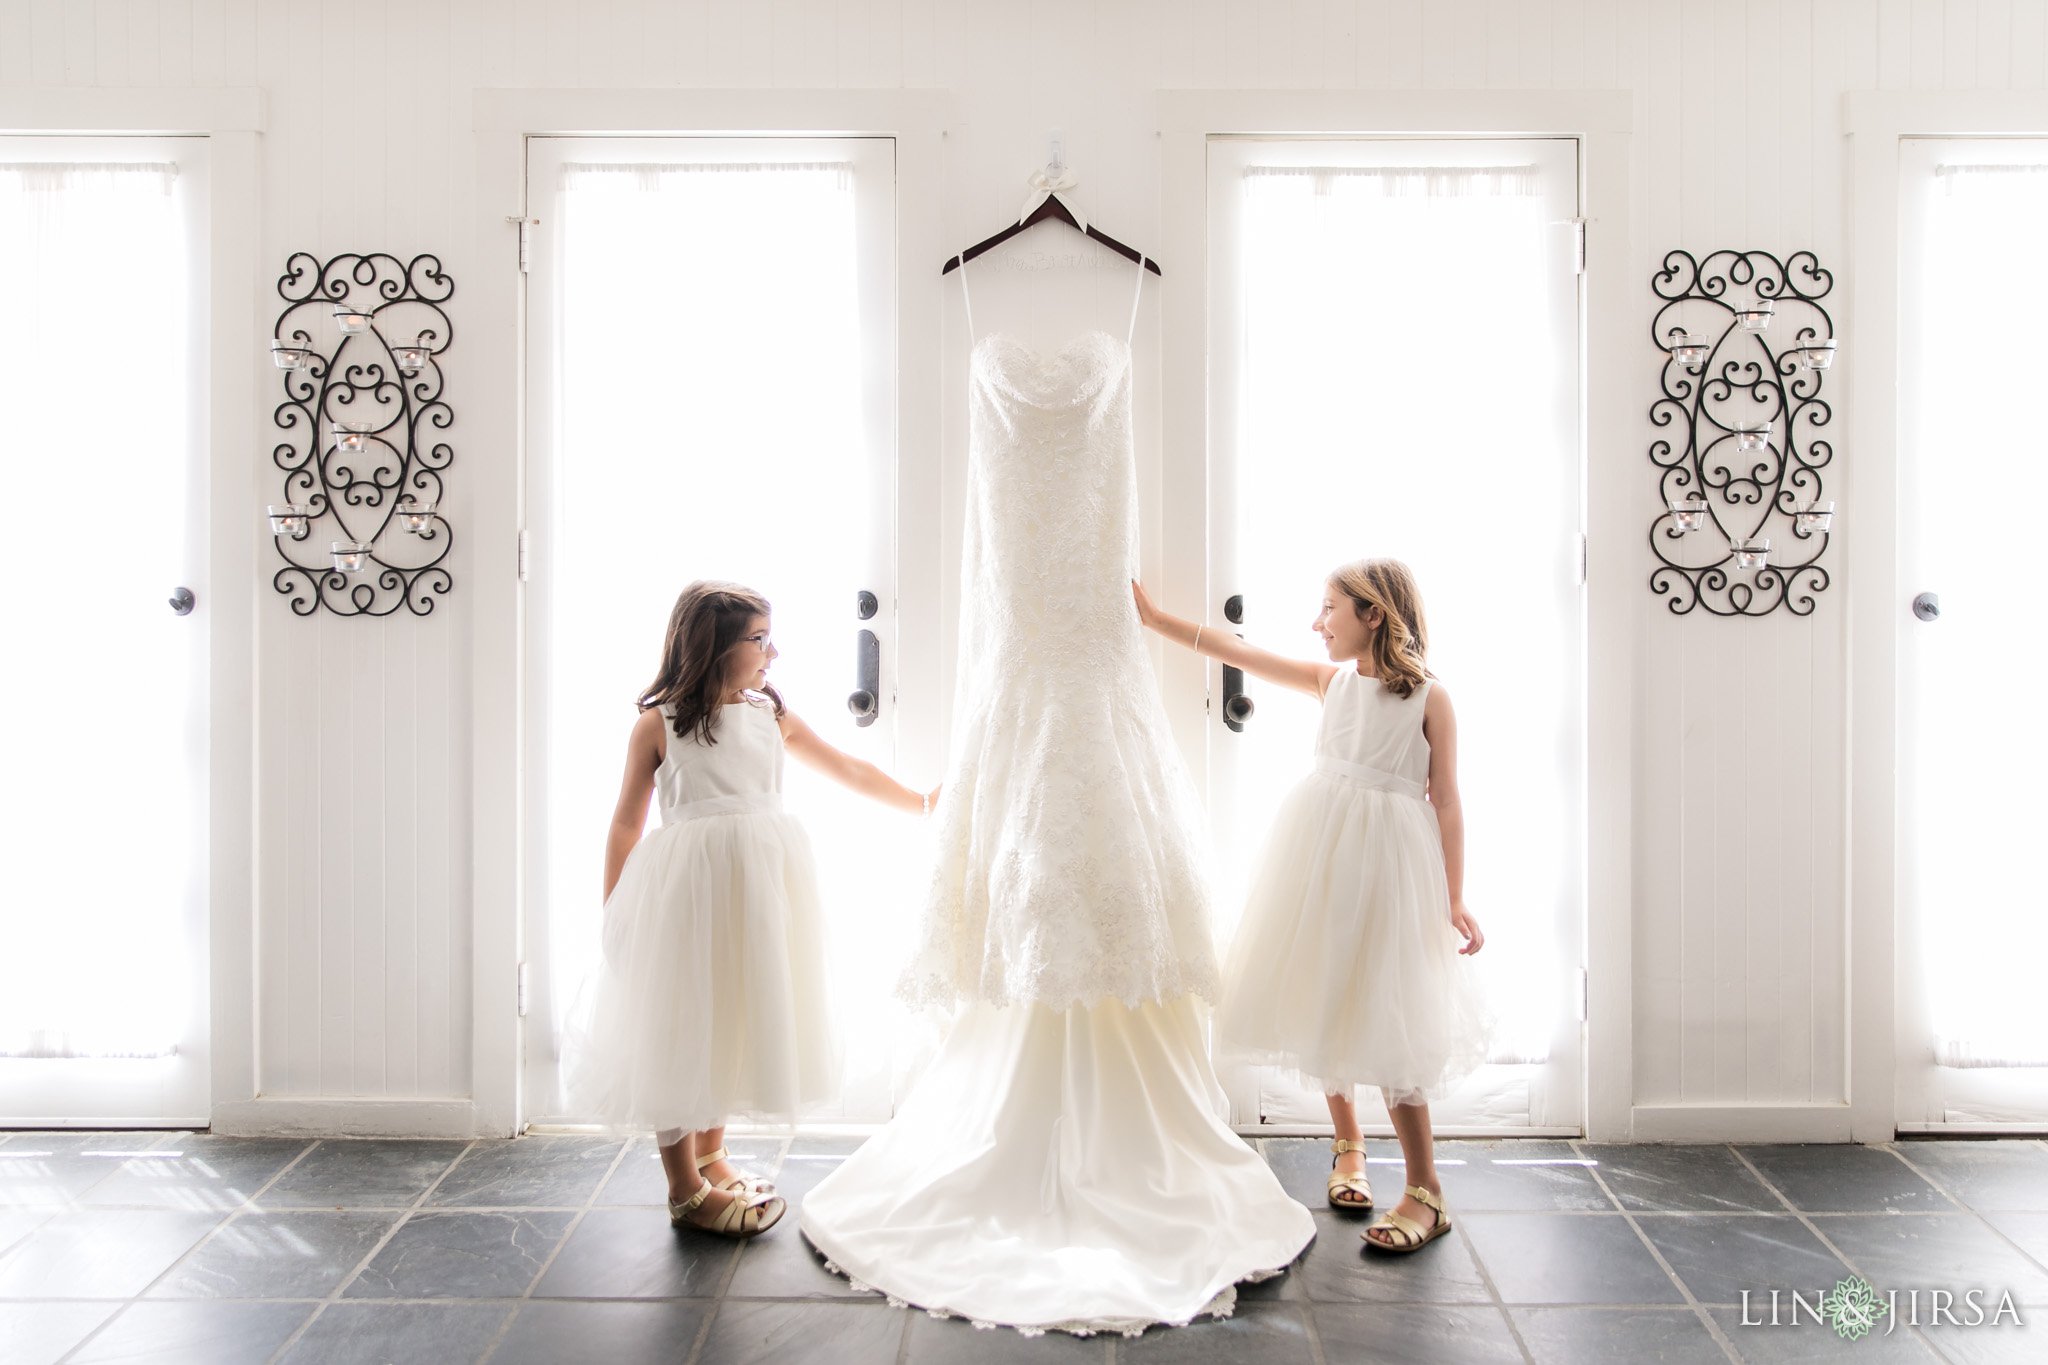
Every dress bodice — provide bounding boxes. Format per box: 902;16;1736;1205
654;700;784;821
1314;668;1432;801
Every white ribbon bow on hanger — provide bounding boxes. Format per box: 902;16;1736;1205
1019;165;1085;233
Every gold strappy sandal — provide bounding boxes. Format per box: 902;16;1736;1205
695;1145;776;1196
668;1181;785;1238
1362;1184;1451;1253
1327;1138;1373;1211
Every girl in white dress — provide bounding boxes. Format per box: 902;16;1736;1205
563;581;934;1239
1135;558;1489;1253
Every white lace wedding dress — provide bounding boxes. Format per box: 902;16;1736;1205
799;260;1314;1336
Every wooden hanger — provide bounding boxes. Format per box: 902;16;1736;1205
943;139;1161;277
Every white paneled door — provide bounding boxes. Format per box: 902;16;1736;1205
0;139;211;1125
1202;138;1586;1131
522;137;914;1126
1897;139;2048;1129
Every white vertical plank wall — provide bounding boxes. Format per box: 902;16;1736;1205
5;0;2037;1137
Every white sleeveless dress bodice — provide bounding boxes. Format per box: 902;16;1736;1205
654;699;784;817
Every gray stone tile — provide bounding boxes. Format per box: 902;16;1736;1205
0;1208;222;1298
148;1210;400;1299
260;1140;471;1210
1260;1138;1392;1211
0;1302;120;1365
344;1209;573;1299
1917;1309;2046;1364
482;1300;713;1365
595;1137;782;1207
1708;1305;1941;1361
426;1136;623;1209
770;1141;862;1202
1821;1214;2048;1307
0;1133;168;1207
1897;1142;2048;1214
79;1137;311;1211
695;1299;903;1365
277;1302;514;1365
1433;1141;1616;1212
1739;1145;1949;1214
1512;1306;1726;1365
65;1300;315;1363
1638;1215;1850;1306
1581;1143;1784;1212
1311;1303;1525;1365
0;1208;51;1256
1981;1212;2048;1271
1293;1209;1492;1305
902;1306;1113;1361
1120;1301;1316;1363
530;1207;735;1299
727;1222;861;1299
1458;1212;1685;1305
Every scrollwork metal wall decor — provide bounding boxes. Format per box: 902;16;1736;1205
267;252;454;616
1649;249;1838;616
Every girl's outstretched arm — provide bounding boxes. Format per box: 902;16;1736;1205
780;709;936;815
1423;684;1483;955
603;708;665;901
1132;580;1334;699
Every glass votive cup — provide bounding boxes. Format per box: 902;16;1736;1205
266;504;310;536
270;343;315;370
1795;500;1836;534
333;421;370;454
1669;497;1709;533
1731;536;1771;570
393;344;428;374
1797;339;1837;370
1672;342;1710;371
331;540;372;573
1734;424;1773;453
396;499;436;534
1735;300;1775;332
333;306;374;334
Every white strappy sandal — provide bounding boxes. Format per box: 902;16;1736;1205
1327;1138;1374;1211
694;1145;775;1197
1362;1184;1452;1253
669;1181;785;1238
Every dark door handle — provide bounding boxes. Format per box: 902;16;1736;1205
848;627;880;727
1221;593;1251;731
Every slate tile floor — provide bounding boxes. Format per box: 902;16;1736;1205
1;1131;2043;1364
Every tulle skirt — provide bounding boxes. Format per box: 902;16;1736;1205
799;993;1314;1336
559;809;839;1133
1219;773;1490;1105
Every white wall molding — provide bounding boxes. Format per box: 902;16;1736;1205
1631;1102;1855;1145
0;86;263;133
1156;89;1634;1138
213;1098;477;1139
468;87;954;1136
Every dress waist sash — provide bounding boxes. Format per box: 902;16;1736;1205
1314;755;1427;801
660;791;783;826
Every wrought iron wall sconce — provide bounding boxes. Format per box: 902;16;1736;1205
1648;249;1838;617
266;252;454;616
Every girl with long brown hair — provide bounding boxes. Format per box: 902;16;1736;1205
563;580;935;1239
1133;558;1488;1253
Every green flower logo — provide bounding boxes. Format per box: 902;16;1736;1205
1819;1276;1889;1341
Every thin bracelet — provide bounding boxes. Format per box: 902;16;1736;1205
1193;624;1204;653
921;790;930;816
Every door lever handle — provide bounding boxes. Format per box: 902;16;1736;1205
848;590;881;727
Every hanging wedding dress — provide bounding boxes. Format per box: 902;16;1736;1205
799;256;1315;1335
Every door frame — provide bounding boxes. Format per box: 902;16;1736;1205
471;89;952;1136
1846;90;2048;1138
1157;89;1634;1140
0;88;263;1128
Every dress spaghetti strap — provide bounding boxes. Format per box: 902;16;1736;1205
1126;254;1147;348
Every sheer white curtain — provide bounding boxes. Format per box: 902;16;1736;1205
540;157;915;1117
1232;164;1575;1068
0;162;190;1058
1905;161;2048;1070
